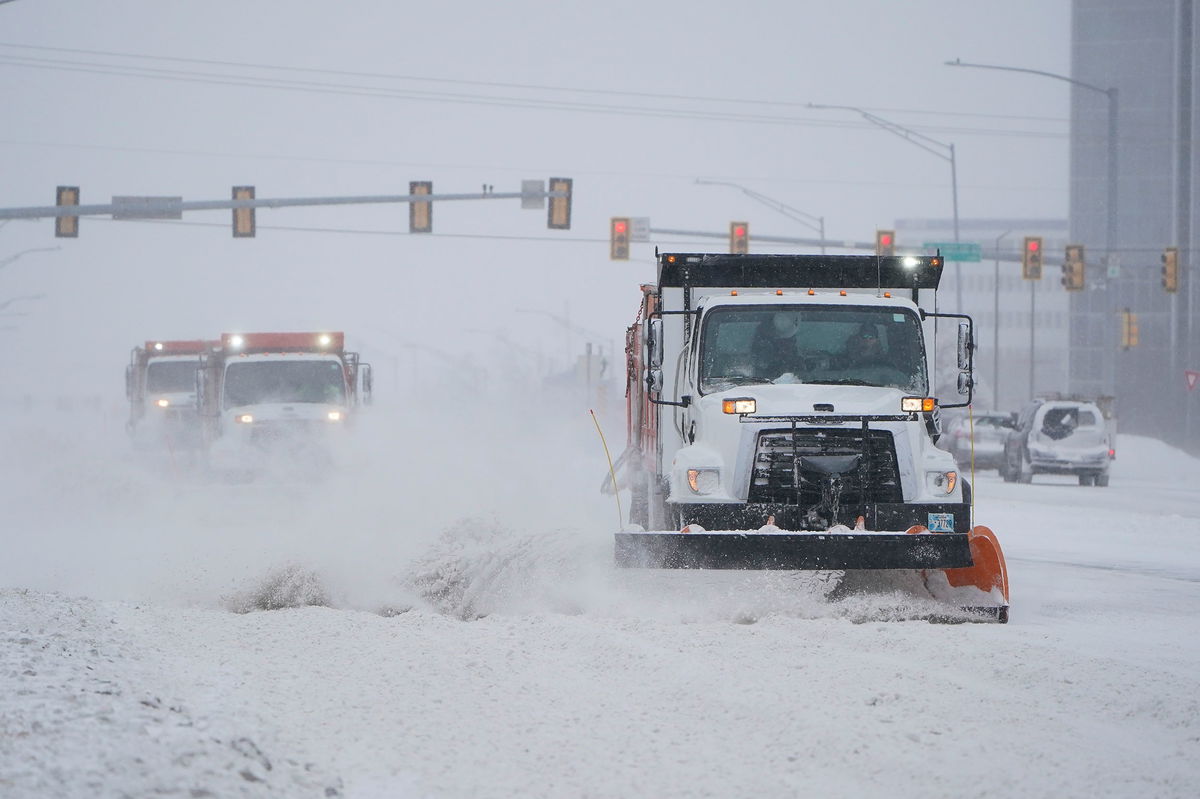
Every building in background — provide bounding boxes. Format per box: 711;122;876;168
1070;0;1198;452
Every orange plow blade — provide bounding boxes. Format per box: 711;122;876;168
945;525;1010;602
907;524;1010;623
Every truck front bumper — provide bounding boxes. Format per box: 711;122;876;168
615;528;973;570
666;501;972;535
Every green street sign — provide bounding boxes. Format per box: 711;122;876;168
923;241;982;262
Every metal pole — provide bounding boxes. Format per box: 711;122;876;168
1029;278;1037;399
1103;88;1120;398
950;143;962;314
994;229;1013;409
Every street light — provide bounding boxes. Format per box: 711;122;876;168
0;293;46;312
807;103;961;310
0;246;60;273
946;57;1119;395
695;179;827;254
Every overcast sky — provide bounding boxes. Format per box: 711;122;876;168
0;0;1071;399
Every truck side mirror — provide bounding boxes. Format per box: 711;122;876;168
957;322;971;370
360;363;374;405
648;368;663;393
649;318;664;368
125;365;134;400
957;371;973;395
194;367;207;410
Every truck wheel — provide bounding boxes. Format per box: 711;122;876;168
1078;474;1094;486
629;477;649;529
1017;451;1033;484
1095;473;1110;487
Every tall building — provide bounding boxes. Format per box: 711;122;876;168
1070;0;1198;452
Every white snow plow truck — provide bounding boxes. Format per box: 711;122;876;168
126;339;215;450
613;252;1009;622
197;331;372;473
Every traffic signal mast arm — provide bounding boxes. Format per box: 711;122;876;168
3;181;574;237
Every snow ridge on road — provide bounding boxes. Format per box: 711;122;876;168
1;589;344;798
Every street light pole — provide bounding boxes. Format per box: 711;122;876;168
694;179;826;253
807;104;962;310
994;229;1014;409
945;58;1119;395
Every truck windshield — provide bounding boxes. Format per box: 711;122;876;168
223;361;346;407
698;305;927;394
146;360;199;393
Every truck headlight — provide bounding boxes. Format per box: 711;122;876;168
687;469;720;494
927;470;957;495
722;398;756;415
235;413;254;424
902;397;936;412
155;398;170;408
327;411;343;421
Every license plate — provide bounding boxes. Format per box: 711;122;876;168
927;512;955;533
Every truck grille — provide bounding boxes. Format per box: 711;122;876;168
248;420;327;445
748;427;903;505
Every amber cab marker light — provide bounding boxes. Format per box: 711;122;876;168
722;398;756;415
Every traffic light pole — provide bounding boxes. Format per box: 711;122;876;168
0;187;571;222
994;229;1014;409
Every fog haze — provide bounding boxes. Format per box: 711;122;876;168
2;0;1070;400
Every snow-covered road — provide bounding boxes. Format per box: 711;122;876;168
3;410;1199;798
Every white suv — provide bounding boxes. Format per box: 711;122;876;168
1000;398;1113;486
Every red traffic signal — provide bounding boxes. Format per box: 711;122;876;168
1022;235;1043;280
610;217;630;260
730;221;749;254
875;229;895;256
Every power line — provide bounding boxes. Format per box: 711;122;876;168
0;41;1069;126
0;138;1069;192
0;53;1068;140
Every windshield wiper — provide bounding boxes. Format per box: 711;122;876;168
806;378;874;386
707;376;770;386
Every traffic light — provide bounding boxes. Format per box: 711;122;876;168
875;229;895;257
1120;308;1139;349
730;222;749;254
1022;236;1043;280
610;217;630;260
409;181;432;233
55;186;79;238
231;186;255;238
547;177;572;230
1162;246;1179;293
1061;244;1085;290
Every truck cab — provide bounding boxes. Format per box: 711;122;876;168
198;332;372;472
125;340;214;450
